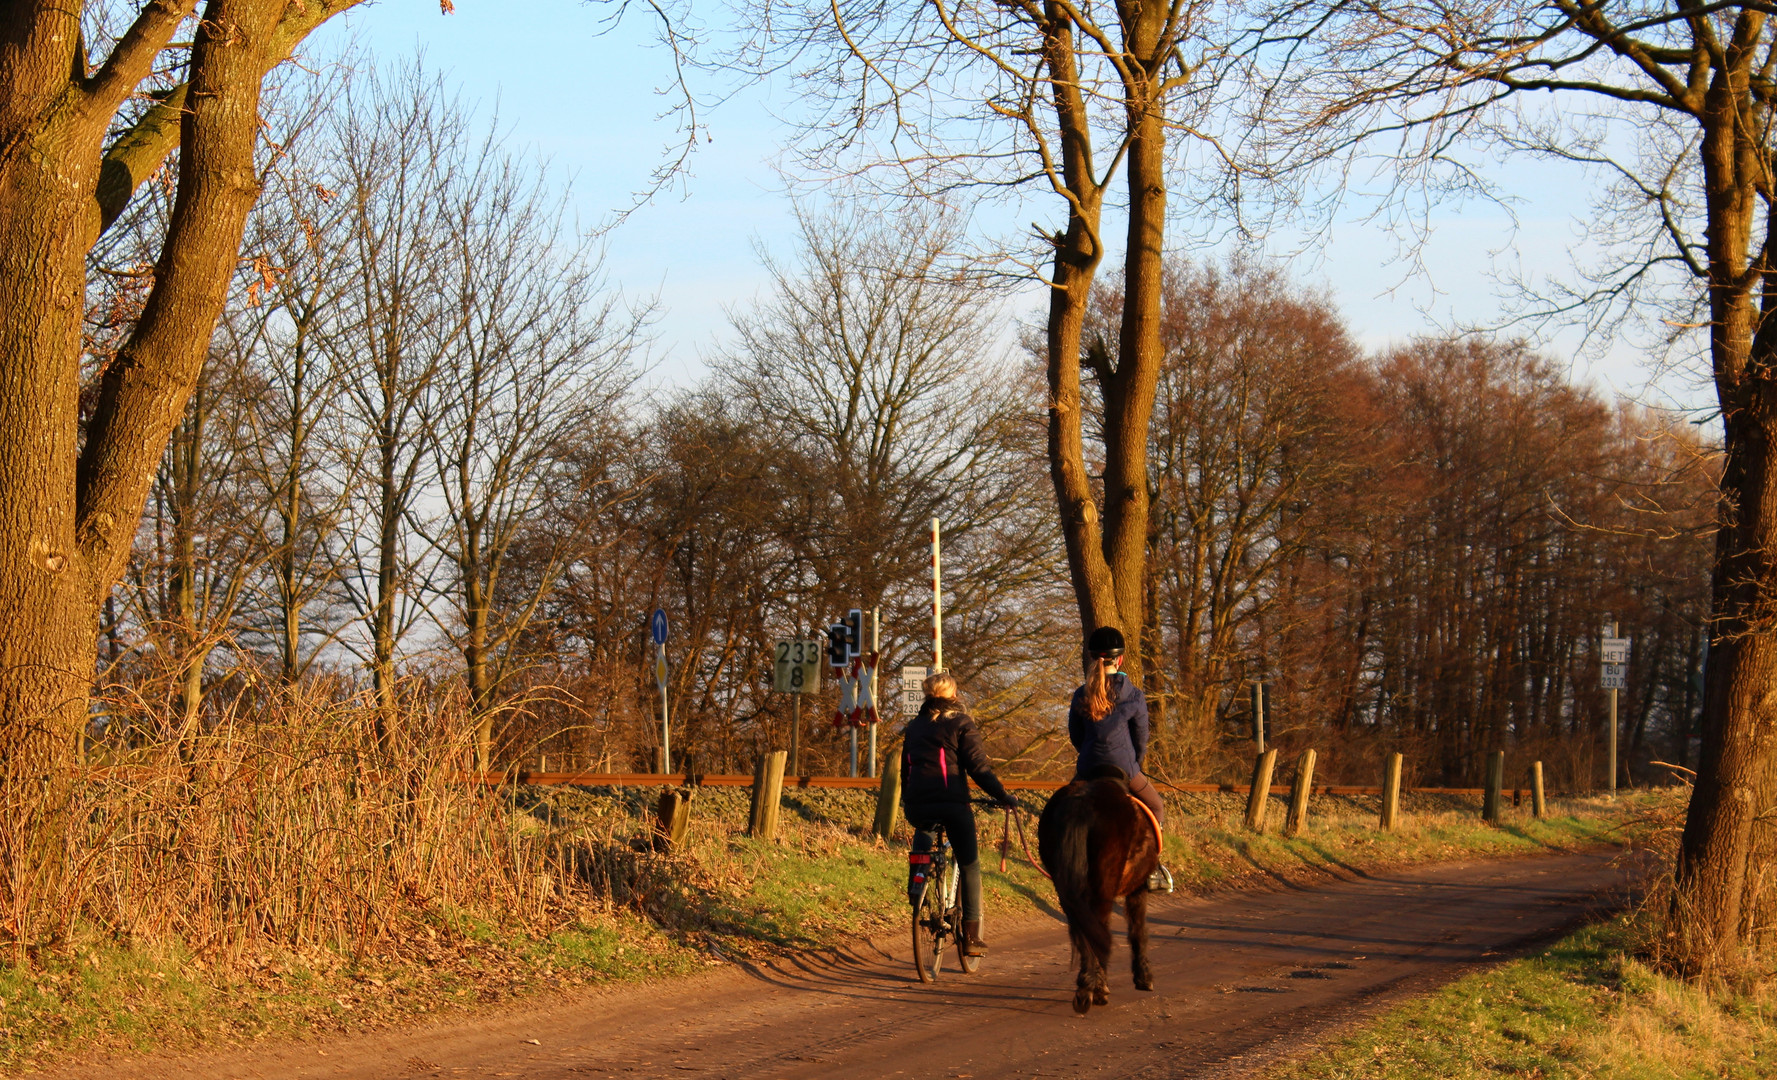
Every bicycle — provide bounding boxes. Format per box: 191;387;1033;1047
907;798;1005;983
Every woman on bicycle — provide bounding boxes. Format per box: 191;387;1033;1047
1069;626;1171;891
900;670;1018;958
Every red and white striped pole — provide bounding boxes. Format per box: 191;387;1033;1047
931;517;943;671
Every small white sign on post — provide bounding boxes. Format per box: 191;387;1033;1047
1601;637;1631;664
1601;663;1627;690
898;666;928;718
773;639;822;694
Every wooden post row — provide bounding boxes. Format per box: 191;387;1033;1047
1244;749;1277;833
748;750;787;840
1531;760;1546;820
1379;752;1403;831
873;746;902;840
1482;750;1505;824
1286;748;1316;837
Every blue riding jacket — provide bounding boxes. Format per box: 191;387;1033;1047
1068;673;1149;779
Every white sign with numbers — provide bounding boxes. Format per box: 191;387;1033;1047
773;639;823;694
1600;637;1631;664
1601;663;1627;690
898;666;928;718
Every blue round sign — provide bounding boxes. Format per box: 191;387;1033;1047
650;608;668;645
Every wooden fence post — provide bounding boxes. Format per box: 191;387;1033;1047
748;751;788;840
1531;760;1546;819
1244;749;1278;832
1380;752;1403;831
654;788;691;852
873;745;902;840
762;750;786;839
1286;748;1317;837
1483;750;1505;824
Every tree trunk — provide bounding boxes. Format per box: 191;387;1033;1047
1674;45;1777;974
1040;11;1116;656
1099;0;1168;685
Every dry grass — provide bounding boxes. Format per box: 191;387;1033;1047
1;689;563;968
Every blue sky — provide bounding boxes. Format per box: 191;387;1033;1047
321;1;1706;413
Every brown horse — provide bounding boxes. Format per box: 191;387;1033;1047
1037;765;1161;1014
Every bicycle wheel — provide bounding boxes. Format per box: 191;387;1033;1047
911;879;944;983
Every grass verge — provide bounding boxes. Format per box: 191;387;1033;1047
5;784;1651;1073
1266;915;1775;1080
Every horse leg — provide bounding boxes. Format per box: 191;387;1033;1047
1070;922;1093;1015
1127;887;1152;991
1091;899;1113;1005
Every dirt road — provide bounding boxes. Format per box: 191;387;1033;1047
53;851;1633;1080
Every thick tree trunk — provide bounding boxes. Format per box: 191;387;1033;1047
1041;11;1117;654
1099;0;1168;686
1674;42;1777;974
0;1;357;775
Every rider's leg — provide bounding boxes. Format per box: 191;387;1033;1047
1127;773;1174;893
939;804;990;956
1127;772;1166;826
905;812;941;902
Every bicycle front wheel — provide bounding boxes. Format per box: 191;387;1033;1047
911;882;944;983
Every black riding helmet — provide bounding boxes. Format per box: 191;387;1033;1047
1087;625;1125;659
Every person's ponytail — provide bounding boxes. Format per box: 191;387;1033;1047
1084;655;1113;722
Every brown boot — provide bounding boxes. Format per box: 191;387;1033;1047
962;920;988;957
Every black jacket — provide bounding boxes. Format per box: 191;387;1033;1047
899;696;1014;809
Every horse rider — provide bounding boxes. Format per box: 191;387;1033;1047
901;669;1020;958
1069;625;1173;892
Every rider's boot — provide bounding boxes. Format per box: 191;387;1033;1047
1147;864;1174;894
962;920;989;957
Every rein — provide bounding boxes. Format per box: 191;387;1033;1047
998;806;1051;879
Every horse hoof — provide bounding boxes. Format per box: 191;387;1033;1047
1073;989;1092;1015
1135;978;1153;992
1093;987;1109;1005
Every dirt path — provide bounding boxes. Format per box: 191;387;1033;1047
51;850;1634;1080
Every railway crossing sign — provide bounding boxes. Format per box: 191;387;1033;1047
774;639;822;694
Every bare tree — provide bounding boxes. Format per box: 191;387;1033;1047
749;0;1232;679
420;159;645;769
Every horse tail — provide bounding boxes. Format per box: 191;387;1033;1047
1051;795;1112;966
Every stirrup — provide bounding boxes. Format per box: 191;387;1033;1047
1147;864;1173;894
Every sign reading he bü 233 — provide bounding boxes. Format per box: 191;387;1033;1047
1600;637;1631;664
898;666;928;718
773;639;823;694
1601;663;1627;690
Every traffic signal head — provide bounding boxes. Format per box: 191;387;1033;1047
844;609;864;656
827;624;848;667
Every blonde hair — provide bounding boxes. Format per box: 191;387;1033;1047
922;670;960;701
1084;656;1114;722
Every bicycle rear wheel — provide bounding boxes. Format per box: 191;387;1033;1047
911;881;944;983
